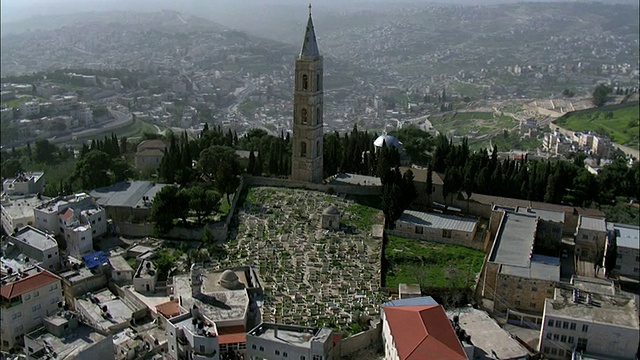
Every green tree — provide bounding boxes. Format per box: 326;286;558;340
199;146;240;203
592;84;612;107
151;185;189;232
182;186;221;223
1;158;24;178
73;150;113;190
33;139;59;164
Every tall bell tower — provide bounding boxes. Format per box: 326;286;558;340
291;5;324;183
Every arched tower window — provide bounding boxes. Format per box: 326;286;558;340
302;74;309;90
316;74;320;91
301;108;308;124
301;142;307;157
316;107;321;125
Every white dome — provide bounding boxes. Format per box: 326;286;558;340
374;134;401;149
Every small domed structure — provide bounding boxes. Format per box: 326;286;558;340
373;134;402;150
219;269;243;290
321;205;340;230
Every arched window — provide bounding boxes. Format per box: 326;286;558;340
301;108;308;124
316;107;321;125
316;140;321;157
302;74;309;90
316;74;320;91
301;142;307;157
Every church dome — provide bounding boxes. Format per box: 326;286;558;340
323;205;340;216
219;270;241;289
374;134;401;149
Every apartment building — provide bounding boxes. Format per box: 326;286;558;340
538;288;639;359
0;269;63;349
6;226;59;271
246;323;334;360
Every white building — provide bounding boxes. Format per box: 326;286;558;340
109;255;134;284
50;95;78;112
538;288;639;359
24;311;114;360
0;269;63;349
395;210;479;247
20;101;40;117
607;223;640;279
72;105;94;125
133;259;157;293
165;309;220;360
246;323;334;360
575;216;607;262
2;172;45;196
1;194;49;236
7;226;59;271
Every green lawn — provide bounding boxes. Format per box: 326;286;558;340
554;102;639;147
343;201;382;231
24;157;77;196
385;235;485;289
238;100;261;117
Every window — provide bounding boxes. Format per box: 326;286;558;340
415;226;423;234
302;74;309;90
562;321;568;329
316;107;321;125
517;284;523;289
529;302;536;308
568;336;574;343
301;356;306;360
50;284;57;290
12;312;22;319
300;142;307;157
316;74;320;91
531;287;538;291
555;321;562;328
275;350;280;356
284;352;288;358
442;229;452;238
548;319;554;327
14;325;23;332
260;346;264;352
34;291;39;297
553;334;559;341
551;348;557;355
48;254;52;258
28;347;33;353
634;268;639;273
25;294;31;301
570;323;576;330
252;345;256;350
515;300;521;306
92;220;95;224
617;254;624;259
560;335;567;343
582;324;588;332
577;338;588;351
98;217;102;221
32;304;41;311
200;345;205;353
546;333;552;340
543;347;550;354
582;234;588;239
301;108;308;124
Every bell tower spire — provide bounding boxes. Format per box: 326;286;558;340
291;6;324;183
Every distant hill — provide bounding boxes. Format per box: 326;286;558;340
0;9;226;37
554;101;640;148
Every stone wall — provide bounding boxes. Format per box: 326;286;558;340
334;323;382;358
386;229;484;251
244;175;382;196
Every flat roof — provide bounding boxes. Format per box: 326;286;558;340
399;167;444;185
546;288;639;329
489;212;537;266
382;296;438;308
329;173;381;186
399;210;478;232
516;206;564;223
248;323;331;348
10;226;57;250
75;288;137;331
446;307;530;360
89;181;168;208
174;271;249;323
26;323;108;360
109;255;134;272
500;255;560;281
1;195;49;221
579;216;606;232
610;223;639;250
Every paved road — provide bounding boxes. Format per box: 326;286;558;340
49;108;132;145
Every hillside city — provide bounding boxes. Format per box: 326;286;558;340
1;2;639;360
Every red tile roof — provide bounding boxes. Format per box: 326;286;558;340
60;208;74;221
217;325;246;345
1;270;60;299
383;305;466;360
156;300;181;319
